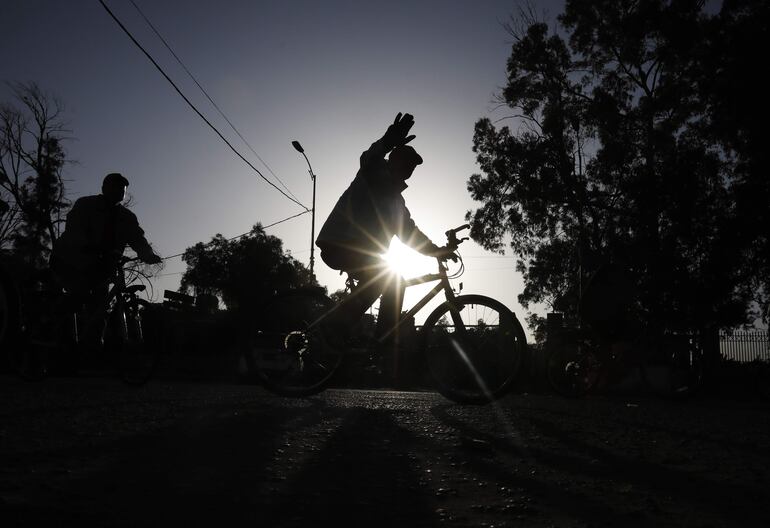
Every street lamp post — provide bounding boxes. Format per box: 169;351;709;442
292;140;317;275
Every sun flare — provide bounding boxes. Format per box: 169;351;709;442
383;238;434;278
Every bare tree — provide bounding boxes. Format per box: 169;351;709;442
0;82;71;265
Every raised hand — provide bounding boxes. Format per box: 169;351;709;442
383;112;416;149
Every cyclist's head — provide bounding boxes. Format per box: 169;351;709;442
388;145;423;180
102;172;129;205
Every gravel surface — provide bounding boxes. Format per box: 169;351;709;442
1;376;769;527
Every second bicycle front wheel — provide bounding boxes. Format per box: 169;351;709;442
421;295;525;404
249;290;342;397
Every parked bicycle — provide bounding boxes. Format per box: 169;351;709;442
546;319;706;398
544;262;706;399
6;255;159;385
246;224;527;404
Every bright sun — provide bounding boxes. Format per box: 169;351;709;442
383;238;435;278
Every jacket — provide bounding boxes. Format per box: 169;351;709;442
316;138;438;265
52;194;156;271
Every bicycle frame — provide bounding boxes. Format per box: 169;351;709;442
106;259;146;344
374;258;465;345
66;257;146;347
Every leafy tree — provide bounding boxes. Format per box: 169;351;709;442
694;0;770;324
179;224;319;316
0;82;70;267
467;0;766;336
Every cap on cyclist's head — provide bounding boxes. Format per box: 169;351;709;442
388;145;423;180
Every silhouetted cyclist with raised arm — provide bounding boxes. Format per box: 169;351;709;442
316;112;455;347
51;172;162;346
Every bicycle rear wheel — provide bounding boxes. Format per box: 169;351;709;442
249;290;342;397
421;294;525;404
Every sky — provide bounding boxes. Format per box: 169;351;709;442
2;0;568;336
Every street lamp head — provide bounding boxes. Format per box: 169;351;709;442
291;140;304;153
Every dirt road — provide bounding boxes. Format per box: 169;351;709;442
1;376;768;527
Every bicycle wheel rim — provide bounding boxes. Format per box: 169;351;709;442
251;291;342;397
422;295;524;404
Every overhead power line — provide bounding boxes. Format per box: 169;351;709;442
162;209;310;261
126;0;303;204
98;0;308;211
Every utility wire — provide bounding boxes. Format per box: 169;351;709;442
98;0;308;211
126;0;303;204
162;209;310;261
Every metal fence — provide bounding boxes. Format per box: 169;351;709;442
720;331;770;362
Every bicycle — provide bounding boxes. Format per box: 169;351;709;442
6;255;159;385
248;224;527;404
545;311;706;399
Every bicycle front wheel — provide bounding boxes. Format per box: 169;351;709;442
249;290;342;397
421;295;525;404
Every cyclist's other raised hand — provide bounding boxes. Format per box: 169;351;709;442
383;112;416;150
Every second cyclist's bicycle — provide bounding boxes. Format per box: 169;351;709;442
247;224;527;404
7;255;159;385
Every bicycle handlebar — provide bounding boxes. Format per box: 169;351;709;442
445;223;470;251
445;223;470;238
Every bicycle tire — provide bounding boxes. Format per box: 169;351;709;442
545;339;603;398
249;290;342;397
420;294;525;404
111;301;158;386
